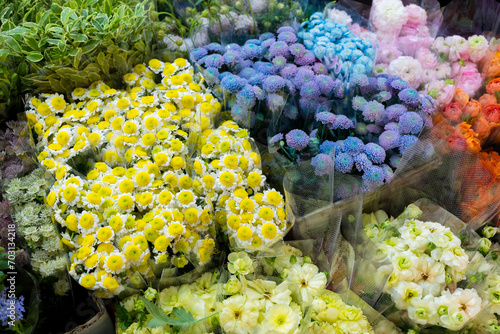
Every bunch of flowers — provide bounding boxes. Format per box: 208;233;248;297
270;73;435;192
26;57;287;297
363;203;491;331
370;0;490;105
298;12;375;86
4;168;70;295
0;287;25;330
193;27;346;128
0;121;36;186
116;245;375;334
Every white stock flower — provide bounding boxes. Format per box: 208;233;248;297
262;304;300;334
445;35;469;62
408;295;438;325
219;295;259;334
388;56;423;88
392;281;423;309
285;263;327;305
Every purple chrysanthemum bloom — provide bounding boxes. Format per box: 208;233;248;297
202;54;224;68
319;140;338;154
223;50;241;64
299;97;318;113
313;62;328;75
242;43;263;59
263;75;286;92
333;115;354;130
335;152;354;173
376;76;388;91
221;74;245;93
389;155;401;168
389;77;411;92
253;85;266;100
420;95;436;115
366;124;382;133
278;31;298;44
248;72;266;85
284;104;299;119
398;112;423;135
350;74;369;87
362;165;385;191
268;133;283;153
360;77;378;95
311;154;334;176
236;84;256;108
269;41;291;58
262;37;277;49
398;88;420;109
381;164;394;182
267;93;285;112
315;111;336;127
203;67;219;84
352;96;367;111
285;129;309;150
246;39;261;45
239;67;257;79
192;47;208;61
356;122;368;135
255;61;277;75
272;56;287;70
295;50;316;66
260;32;275;41
374;91;392;103
277;26;296;34
386;104;407;121
362;100;385;123
399;134;418;153
384;122;401;132
226;43;242;51
364;143;386;164
294;67;315;85
315;75;335;95
354;153;373;172
280;63;298;79
343;136;365;154
300;81;321;98
289;43;306;57
205;42;224;53
379;130;401;150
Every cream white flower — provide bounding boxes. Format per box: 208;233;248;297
285;263;327;305
408;295;438;325
219;295;259;334
388;56;423;88
262;304;299;334
245;280;292;310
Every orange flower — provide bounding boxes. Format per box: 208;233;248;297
462;100;482;118
471;117;490;140
483;104;500;123
486;52;500;78
478;93;498;108
442;102;463;123
453;88;469;109
487;77;500;94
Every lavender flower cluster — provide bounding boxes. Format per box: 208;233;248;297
299;12;375;86
271;73;436;192
193;27;346;126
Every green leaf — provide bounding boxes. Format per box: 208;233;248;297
7;27;32;35
113;53;127;73
24;36;39;51
26;52;43;62
81;40;100;53
92;19;104;32
104;0;111;16
4;36;21;53
72;34;88;43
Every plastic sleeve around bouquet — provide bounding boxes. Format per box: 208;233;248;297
283;159;363;290
439;0;500;39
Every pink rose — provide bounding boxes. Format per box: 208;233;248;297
452;62;483;96
417;47;438;69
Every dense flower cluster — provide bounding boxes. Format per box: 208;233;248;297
26;58;286;297
117;245;374;334
5;169;70;295
364;204;486;330
0;287;25;328
194;27;345;127
299;12;375;85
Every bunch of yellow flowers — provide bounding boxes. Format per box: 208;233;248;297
26;58;288;297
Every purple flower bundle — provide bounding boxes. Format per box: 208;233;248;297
270;73;436;192
0;121;36;184
193;27;346;128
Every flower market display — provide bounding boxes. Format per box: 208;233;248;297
5;0;500;333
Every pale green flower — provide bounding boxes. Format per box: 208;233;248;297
144;287;158;301
227;251;254;276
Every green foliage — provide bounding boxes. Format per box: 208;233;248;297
141;297;217;329
0;0;162;97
